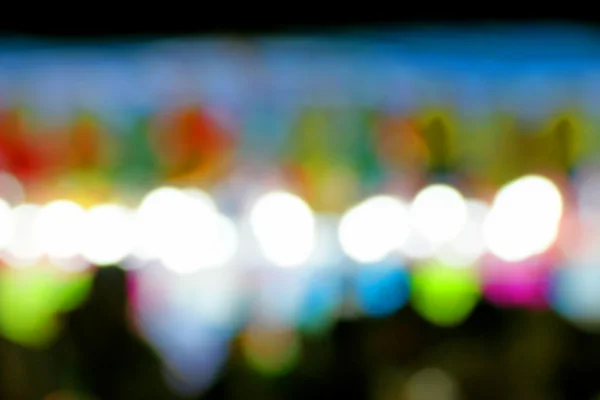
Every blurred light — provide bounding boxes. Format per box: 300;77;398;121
406;368;458;400
297;269;343;335
411;262;480;326
574;163;600;217
5;204;43;265
131;266;231;395
353;264;410;317
50;256;90;272
0;198;14;250
135;186;193;259
136;187;233;273
159;213;238;274
33;200;86;259
182;187;218;210
551;264;600;331
172;271;244;333
81;204;137;266
201;215;238;267
402;230;438;260
435;199;490;266
409;184;467;244
252;269;310;328
147;319;230;396
0;266;92;347
482;255;552;308
483;175;563;262
130;265;246;342
0;172;24;205
241;327;301;377
249;191;315;268
338;195;410;263
307;214;344;267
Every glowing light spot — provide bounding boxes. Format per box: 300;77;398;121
435;199;490;266
402;231;438;260
483;175;563;262
50;256;90;272
482;255;552;308
338;195;410;263
411;262;480;326
33;200;87;260
149;320;230;396
182;188;218;209
0;198;14;250
354;265;410;317
82;204;137;266
249;191;315;268
308;215;344;267
136;187;234;273
0;267;92;347
5;204;43;265
136;187;195;259
253;270;310;328
551;264;600;332
159;213;238;274
297;270;343;335
409;184;467;244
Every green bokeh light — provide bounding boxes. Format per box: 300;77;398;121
0;266;93;347
411;262;480;327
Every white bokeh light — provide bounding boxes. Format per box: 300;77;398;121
182;188;218;210
0;198;14;250
249;191;315;268
5;204;43;265
160;213;238;274
136;186;235;274
402;231;439;260
82;204;137;266
136;187;203;259
33;200;87;259
409;184;467;244
308;214;343;266
483;175;563;262
436;199;490;266
338;195;411;263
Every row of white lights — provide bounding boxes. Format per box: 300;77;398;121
0;174;564;274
